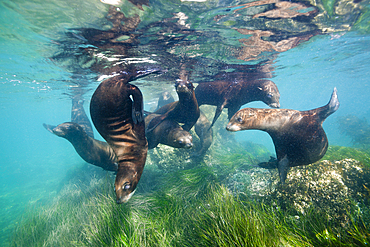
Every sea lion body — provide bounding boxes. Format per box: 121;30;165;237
90;71;149;203
195;78;280;128
145;113;193;149
226;88;340;183
147;79;200;132
44;122;118;171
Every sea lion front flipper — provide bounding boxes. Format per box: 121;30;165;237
209;101;227;129
43;123;57;134
277;155;290;183
258;156;278;169
145;114;167;133
128;84;145;124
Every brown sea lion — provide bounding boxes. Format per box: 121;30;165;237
90;70;151;203
195;78;280;128
145;113;193;149
43;95;118;171
147;75;200;133
226;88;340;183
43;122;118;171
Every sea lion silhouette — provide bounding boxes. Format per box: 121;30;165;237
90;69;156;203
155;91;175;111
226;88;340;183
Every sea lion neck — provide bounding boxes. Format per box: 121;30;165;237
236;108;302;132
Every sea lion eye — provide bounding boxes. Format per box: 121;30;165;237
237;116;243;123
267;93;273;98
122;183;131;190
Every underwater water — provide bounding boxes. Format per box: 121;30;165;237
1;0;370;246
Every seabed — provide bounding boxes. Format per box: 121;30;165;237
9;113;370;247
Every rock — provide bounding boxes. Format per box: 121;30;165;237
273;159;370;227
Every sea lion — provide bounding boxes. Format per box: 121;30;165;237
193;110;213;156
226;88;340;183
144;113;193;149
43;122;118;171
155;91;175;111
43;95;118;171
147;74;200;133
195;78;280;128
90;70;151;203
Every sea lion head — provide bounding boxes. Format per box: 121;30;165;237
51;122;84;139
114;166;141;204
170;129;193;149
257;80;280;108
175;79;194;95
226;108;260;132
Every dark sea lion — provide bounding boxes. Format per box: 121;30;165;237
43;122;118;171
193;110;213;156
155;91;175;111
90;70;151;203
147;75;200;132
144;113;193;149
195;78;280;128
226;88;340;183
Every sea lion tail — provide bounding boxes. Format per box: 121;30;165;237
323;87;340;119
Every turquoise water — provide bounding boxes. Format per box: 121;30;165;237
1;0;370;245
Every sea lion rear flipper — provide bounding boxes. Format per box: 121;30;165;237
209;102;227;129
317;87;340;121
43;123;57;134
277;155;290;183
326;87;340;117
